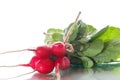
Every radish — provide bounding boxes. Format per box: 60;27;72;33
0;56;40;69
25;56;41;69
0;56;55;74
35;45;53;59
0;45;53;59
0;57;55;79
0;44;68;78
19;56;41;70
52;42;66;57
55;56;70;70
0;43;69;80
35;58;55;74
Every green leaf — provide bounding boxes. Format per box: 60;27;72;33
44;28;64;44
82;39;104;57
52;33;63;41
77;20;87;38
77;20;96;40
86;24;96;35
78;37;89;44
47;28;63;33
70;55;82;64
47;28;56;34
56;29;63;33
64;23;78;42
80;57;94;68
91;26;120;42
91;26;109;41
93;39;120;63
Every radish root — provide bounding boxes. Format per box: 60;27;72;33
55;63;61;80
0;48;36;55
0;64;29;68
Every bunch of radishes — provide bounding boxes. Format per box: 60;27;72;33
16;42;70;74
0;12;81;80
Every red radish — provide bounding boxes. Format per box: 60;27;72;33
52;42;66;57
35;58;55;74
35;45;53;59
0;43;67;76
0;56;55;74
0;45;53;59
27;56;41;69
20;56;40;69
55;56;70;70
0;56;40;69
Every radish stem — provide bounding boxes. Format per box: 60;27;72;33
55;63;61;80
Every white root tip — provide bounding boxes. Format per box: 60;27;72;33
0;49;29;55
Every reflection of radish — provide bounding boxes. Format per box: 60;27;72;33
30;73;54;80
30;73;72;80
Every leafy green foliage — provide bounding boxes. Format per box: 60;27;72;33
82;39;104;57
73;22;120;67
64;23;79;42
70;55;82;64
86;24;96;35
77;20;88;38
47;28;63;33
91;26;109;41
47;28;56;33
80;57;94;68
52;33;63;41
44;28;64;44
77;20;96;39
93;39;120;63
91;26;120;42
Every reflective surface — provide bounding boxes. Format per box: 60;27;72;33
28;63;120;80
1;63;120;80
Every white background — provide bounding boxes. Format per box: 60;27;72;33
0;0;120;80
